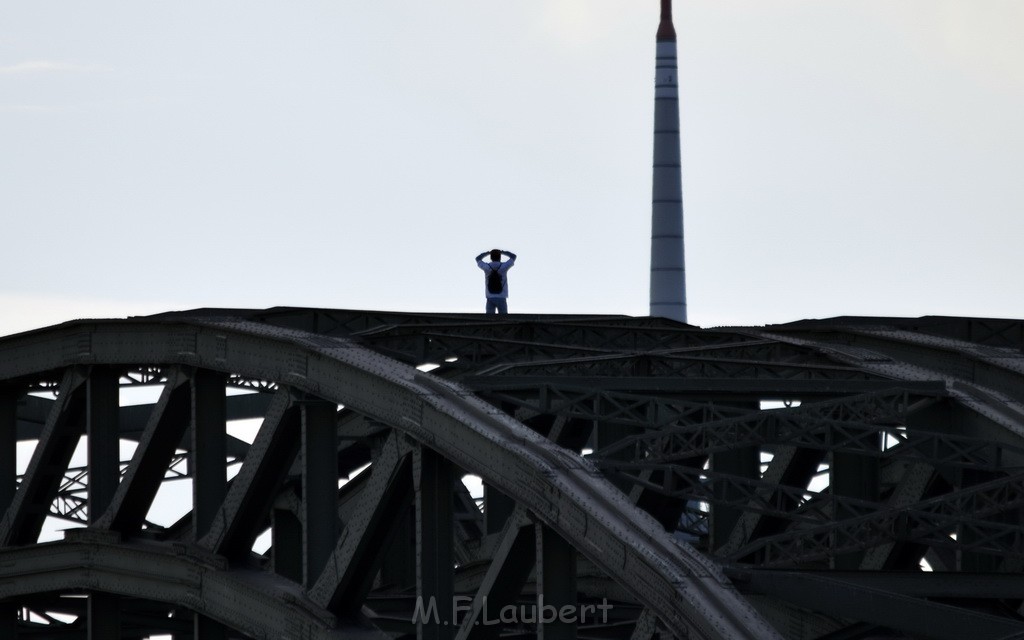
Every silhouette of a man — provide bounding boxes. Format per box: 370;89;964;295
475;249;516;314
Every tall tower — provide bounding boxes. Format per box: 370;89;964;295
649;0;687;323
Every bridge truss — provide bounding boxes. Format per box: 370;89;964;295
1;308;1023;639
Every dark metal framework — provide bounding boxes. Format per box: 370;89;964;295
2;308;1024;639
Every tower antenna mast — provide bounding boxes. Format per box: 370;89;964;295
649;0;687;323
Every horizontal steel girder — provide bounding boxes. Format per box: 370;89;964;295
0;533;381;640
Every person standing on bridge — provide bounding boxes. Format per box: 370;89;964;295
475;249;516;315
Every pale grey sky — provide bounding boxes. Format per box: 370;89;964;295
2;0;1023;335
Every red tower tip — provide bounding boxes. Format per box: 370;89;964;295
657;0;676;42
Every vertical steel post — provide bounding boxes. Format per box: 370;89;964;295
416;446;454;640
192;369;227;538
195;614;228;640
832;436;880;570
381;505;417;588
0;385;16;638
0;386;15;515
302;400;338;588
87;367;120;519
596;417;635;494
710;447;759;553
192;369;227;640
958;468;1005;572
484;483;515;534
537;525;577;640
87;367;120;639
273;507;304;583
87;596;119;640
0;603;15;639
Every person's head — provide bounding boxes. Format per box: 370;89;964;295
490;249;501;262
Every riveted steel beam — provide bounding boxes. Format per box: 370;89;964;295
596;392;1023;474
455;508;534;640
93;369;191;534
716;446;821;558
0;385;13;637
0;535;385;640
88;592;120;640
737;569;1024;640
303;398;340;588
465;376;942;398
416;445;455;640
536;524;578;640
0;385;17;517
190;368;228;638
311;431;414;614
86;366;121;524
192;369;227;539
273;506;303;582
768;326;1024;406
629;609;658;640
727;470;1024;566
1;368;87;546
199;388;298;559
86;367;122;640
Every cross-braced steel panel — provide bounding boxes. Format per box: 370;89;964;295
2;309;1024;640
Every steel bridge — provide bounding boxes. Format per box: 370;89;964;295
2;308;1024;639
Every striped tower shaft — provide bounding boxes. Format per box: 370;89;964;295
649;0;687;323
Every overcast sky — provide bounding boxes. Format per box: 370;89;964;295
2;1;1023;335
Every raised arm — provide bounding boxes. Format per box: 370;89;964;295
475;251;489;266
502;250;517;262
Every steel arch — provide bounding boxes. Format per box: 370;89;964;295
0;315;776;639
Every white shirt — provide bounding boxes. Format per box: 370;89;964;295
477;257;515;299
